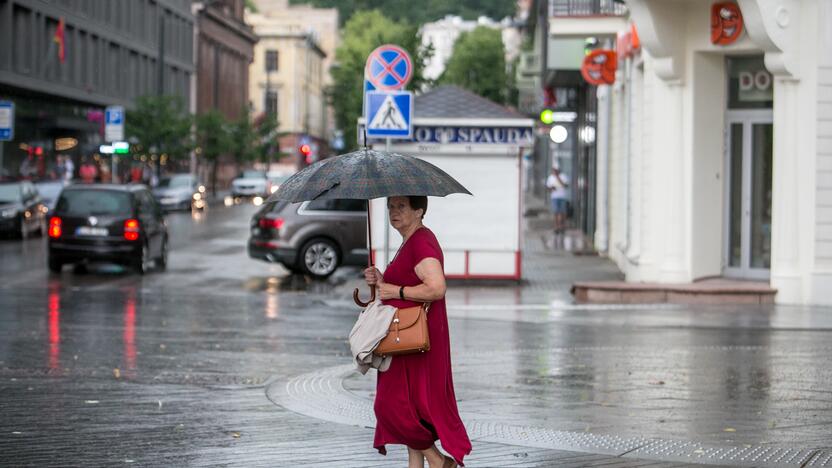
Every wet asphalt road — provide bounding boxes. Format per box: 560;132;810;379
1;202;832;467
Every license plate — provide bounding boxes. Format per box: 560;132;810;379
161;198;177;204
76;226;108;236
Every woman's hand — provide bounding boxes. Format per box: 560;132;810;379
363;267;383;287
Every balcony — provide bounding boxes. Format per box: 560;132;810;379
549;0;628;17
548;0;629;38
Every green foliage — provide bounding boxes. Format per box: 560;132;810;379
439;26;507;104
255;113;280;163
244;0;258;13
194;110;232;163
289;0;515;26
229;107;259;164
125;95;192;160
194;110;232;194
329;10;432;151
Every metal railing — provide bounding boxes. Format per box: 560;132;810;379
549;0;628;17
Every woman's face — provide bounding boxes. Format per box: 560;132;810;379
388;196;422;232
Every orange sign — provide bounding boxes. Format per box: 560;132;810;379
616;24;641;59
711;2;743;45
581;50;617;85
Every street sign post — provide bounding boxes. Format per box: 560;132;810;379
0;101;14;177
105;106;125;182
105;106;125;142
362;44;415;266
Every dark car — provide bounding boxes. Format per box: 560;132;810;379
152;173;206;211
47;184;168;274
0;180;47;238
248;199;368;278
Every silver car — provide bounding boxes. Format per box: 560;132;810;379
152;174;206;211
247;199;368;277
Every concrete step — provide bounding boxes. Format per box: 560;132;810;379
572;278;777;304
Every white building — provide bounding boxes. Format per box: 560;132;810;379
420;15;522;82
591;0;832;305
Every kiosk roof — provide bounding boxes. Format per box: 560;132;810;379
415;85;526;120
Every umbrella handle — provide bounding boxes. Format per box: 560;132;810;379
353;286;376;307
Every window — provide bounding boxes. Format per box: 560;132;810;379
265;90;278;116
265;49;278;72
306;199;366;212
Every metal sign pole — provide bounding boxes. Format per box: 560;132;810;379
384;137;391;266
0;143;4;178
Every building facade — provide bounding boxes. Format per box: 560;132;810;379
590;0;832;304
192;0;256;120
420;15;524;83
246;0;338;164
0;0;194;178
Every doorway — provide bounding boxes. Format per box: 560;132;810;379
723;112;773;279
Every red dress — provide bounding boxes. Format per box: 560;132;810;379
375;227;472;466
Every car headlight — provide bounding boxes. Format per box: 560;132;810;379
0;209;16;218
193;193;202;201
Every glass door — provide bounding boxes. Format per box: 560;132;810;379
724;114;773;279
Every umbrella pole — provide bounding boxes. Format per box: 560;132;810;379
353;201;376;307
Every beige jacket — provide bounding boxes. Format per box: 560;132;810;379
349;300;395;374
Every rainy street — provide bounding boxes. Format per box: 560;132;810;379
0;202;831;467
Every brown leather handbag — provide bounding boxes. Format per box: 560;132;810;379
374;303;430;357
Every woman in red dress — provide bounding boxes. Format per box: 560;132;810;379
364;196;471;468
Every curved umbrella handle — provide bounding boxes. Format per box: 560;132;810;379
353;286;376;307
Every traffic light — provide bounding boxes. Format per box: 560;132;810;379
299;144;312;164
540;109;555;124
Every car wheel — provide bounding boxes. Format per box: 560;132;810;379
134;241;150;275
156;238;168;271
299;238;340;278
48;257;62;274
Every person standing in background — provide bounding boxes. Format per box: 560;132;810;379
545;166;570;248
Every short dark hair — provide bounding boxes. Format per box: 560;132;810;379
408;196;428;219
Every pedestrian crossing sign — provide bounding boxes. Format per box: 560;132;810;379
365;91;412;139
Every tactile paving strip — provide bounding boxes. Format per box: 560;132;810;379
266;362;832;467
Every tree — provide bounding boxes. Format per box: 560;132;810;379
194;110;232;195
290;0;515;26
125;95;192;164
439;26;507;104
329;10;432;151
229;107;259;165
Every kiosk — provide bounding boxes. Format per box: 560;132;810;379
360;85;534;280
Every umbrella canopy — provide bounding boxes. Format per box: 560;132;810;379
267;148;471;203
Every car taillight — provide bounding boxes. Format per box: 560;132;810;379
124;219;140;241
259;217;284;229
48;217;62;238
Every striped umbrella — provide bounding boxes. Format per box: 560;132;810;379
267;148;472;306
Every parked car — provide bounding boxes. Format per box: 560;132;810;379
0;180;47;238
35;180;66;214
248;198;368;278
267;171;293;195
152;173;206;211
47;184;168;274
231;170;270;198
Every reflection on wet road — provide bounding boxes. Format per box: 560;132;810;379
1;201;832;466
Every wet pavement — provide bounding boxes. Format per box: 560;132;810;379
1;202;832;466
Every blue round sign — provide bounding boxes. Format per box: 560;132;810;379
365;44;413;91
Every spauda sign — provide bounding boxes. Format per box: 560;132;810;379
408;126;534;145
